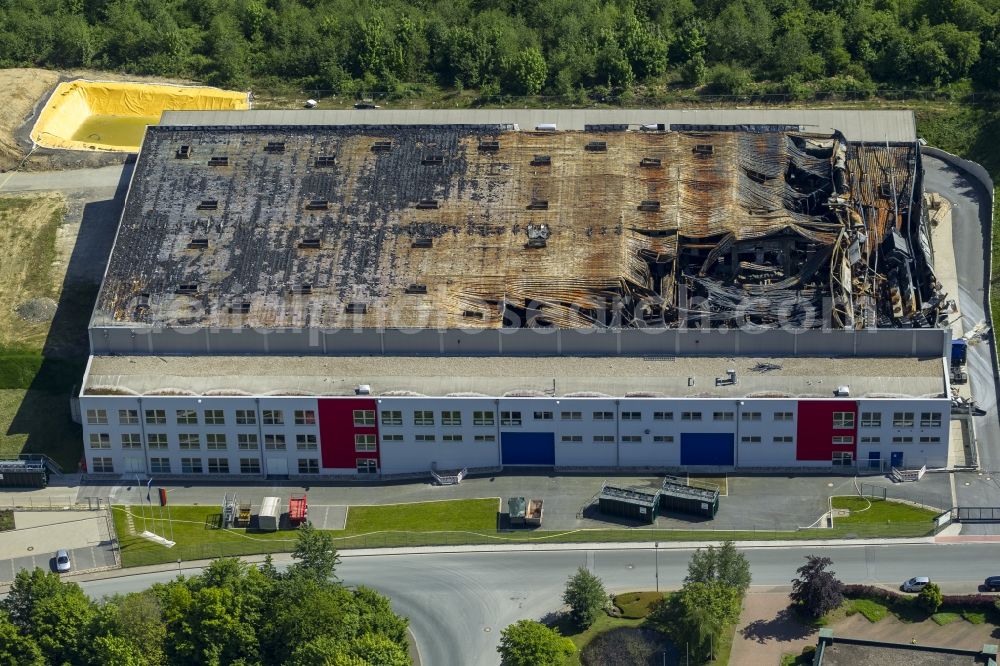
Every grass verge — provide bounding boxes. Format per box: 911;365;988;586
847;598;889;623
0;509;13;531
931;612;961;625
831;497;938;525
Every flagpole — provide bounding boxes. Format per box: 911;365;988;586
136;474;146;533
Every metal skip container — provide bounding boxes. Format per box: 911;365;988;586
597;484;660;524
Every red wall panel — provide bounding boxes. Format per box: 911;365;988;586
318;398;379;470
795;400;858;462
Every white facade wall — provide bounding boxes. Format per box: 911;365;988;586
79;393;953;476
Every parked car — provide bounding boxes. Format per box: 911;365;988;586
984;576;1000;592
54;549;71;573
901;576;929;593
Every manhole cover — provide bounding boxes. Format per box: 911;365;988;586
626;564;634;569
26;546;33;552
484;627;492;633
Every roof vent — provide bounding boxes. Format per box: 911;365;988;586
175;145;191;159
531;155;551;166
175;284;198;295
478;140;500;152
640;157;662;168
527;199;549;210
693;144;714;156
355;384;372;395
187;238;209;249
416;199;439;210
405;284;428;294
293;284;313;295
535;123;557;131
228;301;251;314
834;385;851;397
346;302;367;314
527;223;550;240
305;199;329;210
421;155;444;166
585;141;608;152
463;310;485;319
298;238;321;249
208;156;229;167
264;141;285;154
196;199;218;211
526;238;547;249
372;140;392;152
315;155;336;167
411;237;433;248
638;200;661;212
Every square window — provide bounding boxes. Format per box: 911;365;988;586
150;457;171;474
298;458;320;474
208;458;229;474
414;410;435;426
262;410;284;425
240;458;261;474
892;411;914;427
181;457;203;474
86;409;108;425
832;412;855;428
353;410;375;426
713;411;734;421
264;434;286;450
178;434;200;450
560;435;583;442
206;434;227;450
381;410;403;426
622;435;642;443
473;411;495;426
742;411;762;422
294;410;316;426
118;409;139;425
382;434;403;442
147;433;168;449
235;409;257;425
653;412;673;421
593;411;613;420
92;457;114;473
500;411;522;426
561;411;582;420
773;412;793;422
920;412;942;428
355;434;377;452
89;433;110;449
860;436;880;444
176;409;198;425
474;435;496;442
357;458;377;474
296;434;318;450
442;411;462;426
832;452;853;466
653;435;674;443
622;411;641;421
204;409;225;425
740;435;762;443
860;412;881;428
238;434;259;450
121;433;142;449
593;435;615;443
145;409;166;425
832;436;854;445
773;436;793;443
681;412;702;421
533;411;553;420
442;434;463;442
415;434;436;442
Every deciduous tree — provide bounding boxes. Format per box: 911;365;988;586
790;556;844;619
562;567;607;629
497;619;574;666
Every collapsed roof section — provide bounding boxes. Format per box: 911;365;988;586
91;123;941;331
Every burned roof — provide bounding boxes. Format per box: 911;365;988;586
91;122;940;332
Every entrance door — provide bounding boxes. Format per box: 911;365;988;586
266;457;288;478
890;451;904;468
867;451;881;470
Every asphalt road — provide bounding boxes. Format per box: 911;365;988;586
75;543;1000;666
923;155;1000;520
0;164;128;194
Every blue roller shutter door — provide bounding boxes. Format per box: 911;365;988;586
501;432;555;465
680;433;734;466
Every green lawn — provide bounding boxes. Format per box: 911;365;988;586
612;591;663;619
932;612;961;625
0;509;12;531
553;613;644;666
847;598;889;622
831;497;939;525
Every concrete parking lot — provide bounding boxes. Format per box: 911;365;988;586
0;509;117;581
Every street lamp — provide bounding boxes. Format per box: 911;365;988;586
655;541;659;593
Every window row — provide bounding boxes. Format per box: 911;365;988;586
87;408;317;427
857;411;943;428
88;432;318;450
142;457;321;475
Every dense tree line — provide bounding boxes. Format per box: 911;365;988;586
3;0;1000;97
0;524;410;666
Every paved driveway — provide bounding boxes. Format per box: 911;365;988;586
0;510;117;581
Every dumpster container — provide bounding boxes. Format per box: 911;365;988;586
0;460;47;488
597;484;660;524
508;497;527;525
660;476;720;519
257;496;281;531
525;498;543;526
289;494;308;526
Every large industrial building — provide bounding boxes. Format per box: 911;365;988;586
79;109;953;478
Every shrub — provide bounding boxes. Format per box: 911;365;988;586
918;583;943;613
581;627;669;666
941;594;996;609
843;584;903;604
563;568;608;629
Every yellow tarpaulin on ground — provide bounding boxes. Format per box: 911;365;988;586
30;80;250;152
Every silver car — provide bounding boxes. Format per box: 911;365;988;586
54;549;71;573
